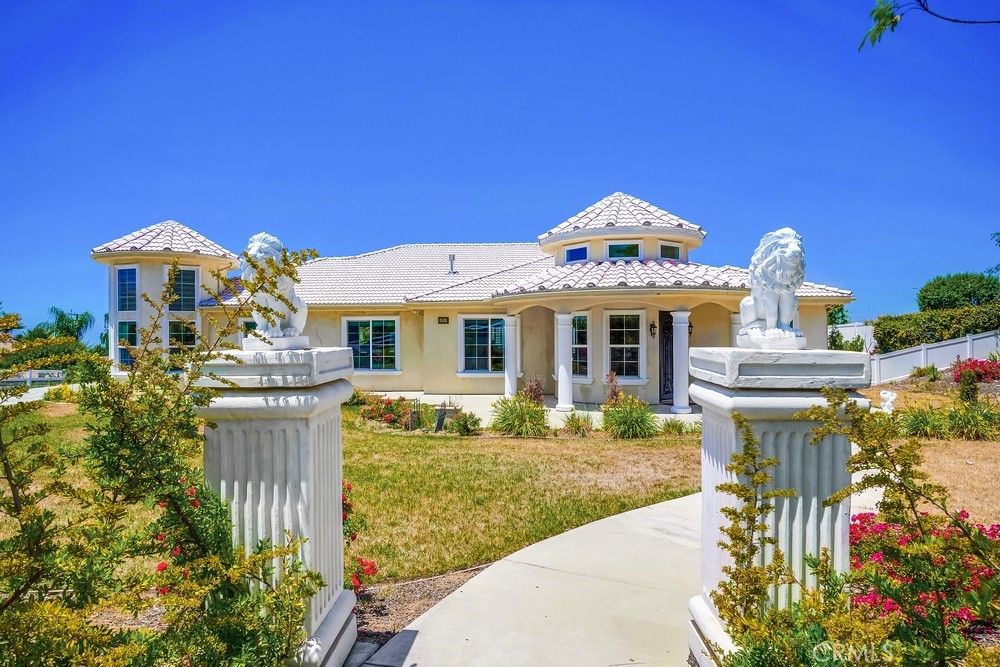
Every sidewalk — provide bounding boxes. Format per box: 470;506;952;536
358;493;703;667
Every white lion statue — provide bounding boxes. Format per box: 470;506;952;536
242;232;308;339
738;227;806;348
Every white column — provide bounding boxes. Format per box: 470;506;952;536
197;348;358;667
555;313;574;411
504;315;518;397
671;310;692;414
729;313;741;347
686;347;872;666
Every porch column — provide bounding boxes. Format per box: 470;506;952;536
729;313;741;346
503;315;518;397
555;313;574;411
671;310;692;414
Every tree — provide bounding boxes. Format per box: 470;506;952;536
46;307;95;341
826;304;850;326
917;272;1000;311
862;0;1000;49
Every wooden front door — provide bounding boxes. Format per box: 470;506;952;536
659;311;673;404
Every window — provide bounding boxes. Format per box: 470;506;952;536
117;321;137;367
607;242;640;260
345;318;397;371
117;268;137;312
565;245;588;263
168;320;197;355
462;317;505;372
169;269;197;311
659;243;681;260
571;315;588;377
608;314;641;377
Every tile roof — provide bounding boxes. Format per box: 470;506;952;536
204;243;551;306
539;192;706;241
92;220;237;259
491;260;852;299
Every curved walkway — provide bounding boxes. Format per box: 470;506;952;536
359;493;702;667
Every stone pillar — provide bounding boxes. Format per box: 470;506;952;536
555;313;574;411
504;316;518;397
686;347;871;666
729;314;741;347
671;310;692;414
197;348;358;667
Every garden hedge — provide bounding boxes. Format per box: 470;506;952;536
872;301;1000;352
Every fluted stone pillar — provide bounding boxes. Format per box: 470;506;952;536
555;313;574;411
686;347;871;666
504;316;518;397
197;348;357;667
671;310;692;414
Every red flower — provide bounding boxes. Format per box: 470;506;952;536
157;586;170;595
342;511;348;520
189;499;201;508
187;486;197;497
351;573;361;590
156;561;169;572
159;501;168;508
155;533;166;542
171;545;182;556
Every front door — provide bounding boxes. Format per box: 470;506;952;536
659;311;673;404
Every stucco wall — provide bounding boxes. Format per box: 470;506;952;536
799;304;829;350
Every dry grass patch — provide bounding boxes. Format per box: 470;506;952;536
344;414;700;583
920;438;1000;523
859;379;955;410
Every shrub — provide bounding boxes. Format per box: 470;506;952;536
909;364;940;382
43;384;79;403
898;407;950;439
491;392;549;437
661;417;688;435
989;349;1000;363
601;394;659;439
522;375;545;405
947;401;1000;440
828;329;866;352
917;272;1000;311
560;410;593;436
959;369;979;404
685;420;703;435
345;387;375;406
359;396;414;428
872;302;1000;352
951;358;1000;383
447;409;481;436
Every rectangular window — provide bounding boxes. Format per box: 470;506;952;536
659;244;680;260
565;245;588;263
168;320;197;355
169;269;197;311
117;268;137;312
347;319;397;370
117;320;137;367
608;314;641;377
571;315;588;377
608;243;640;260
463;317;505;372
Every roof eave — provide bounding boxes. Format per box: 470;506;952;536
537;226;707;252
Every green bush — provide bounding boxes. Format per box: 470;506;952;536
490;392;549;437
601;394;659;439
909;364;940;382
827;329;866;352
447;409;482;436
947;402;1000;440
345;387;374;406
43;384;79;403
872;302;1000;352
917;272;1000;311
898;407;950;439
959;369;979;404
661;417;688;435
560;410;593;436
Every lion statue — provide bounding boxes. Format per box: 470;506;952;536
738;227;806;346
241;232;308;339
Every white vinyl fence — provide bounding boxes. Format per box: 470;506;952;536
830;323;876;353
871;330;1000;385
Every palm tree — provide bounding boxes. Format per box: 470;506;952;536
47;307;95;341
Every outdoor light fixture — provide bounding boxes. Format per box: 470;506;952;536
649;321;657;339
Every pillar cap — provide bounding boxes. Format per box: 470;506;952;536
195;347;353;389
689;347;871;390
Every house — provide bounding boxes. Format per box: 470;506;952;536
92;192;852;411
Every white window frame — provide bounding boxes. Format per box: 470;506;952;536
238;319;258;347
162;265;200;313
116;264;139;313
551;311;593;384
116;319;138;368
603;310;648;385
342;316;403;375
456;314;521;376
161;265;201;356
604;239;643;261
658;242;683;261
564;243;589;264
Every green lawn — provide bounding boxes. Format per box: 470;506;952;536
342;407;700;582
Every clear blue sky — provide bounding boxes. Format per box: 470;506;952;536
2;1;998;344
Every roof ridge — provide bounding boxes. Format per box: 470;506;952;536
307;241;544;263
405;256;554;301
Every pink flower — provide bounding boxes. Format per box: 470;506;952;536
869;552;884;563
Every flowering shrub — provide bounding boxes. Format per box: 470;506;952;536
447;409;482;436
951;358;1000;383
342;480;379;594
43;383;79;402
359;396;413;428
